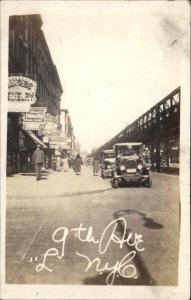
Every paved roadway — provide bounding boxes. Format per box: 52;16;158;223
6;167;179;286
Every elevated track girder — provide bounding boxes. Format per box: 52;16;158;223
93;87;180;172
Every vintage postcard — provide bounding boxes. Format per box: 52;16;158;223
0;1;190;299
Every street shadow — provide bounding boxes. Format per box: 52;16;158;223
114;209;164;230
20;171;49;177
39;177;48;180
83;270;156;285
119;184;144;189
110;180;147;189
143;217;164;229
95;209;163;286
20;173;36;176
83;209;160;286
151;166;179;175
118;181;154;189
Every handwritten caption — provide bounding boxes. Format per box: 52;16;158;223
31;217;145;285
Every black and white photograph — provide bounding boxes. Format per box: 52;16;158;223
0;1;190;299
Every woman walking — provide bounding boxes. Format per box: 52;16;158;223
93;157;100;176
74;153;83;175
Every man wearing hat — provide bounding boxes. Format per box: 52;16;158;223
32;144;45;181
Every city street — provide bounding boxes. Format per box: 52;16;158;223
6;167;180;286
2;4;189;300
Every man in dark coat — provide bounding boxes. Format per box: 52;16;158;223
74;153;83;175
32;144;45;180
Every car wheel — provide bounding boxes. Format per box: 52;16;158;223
146;176;152;188
113;179;119;189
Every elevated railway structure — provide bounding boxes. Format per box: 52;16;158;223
92;87;180;172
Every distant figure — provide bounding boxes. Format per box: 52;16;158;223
93;157;100;175
56;156;61;171
62;155;69;172
68;156;72;169
70;156;74;170
74;153;83;175
32;144;45;181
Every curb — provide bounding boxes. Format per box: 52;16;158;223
7;187;112;200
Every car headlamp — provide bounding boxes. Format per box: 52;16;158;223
120;165;125;171
137;164;143;170
107;165;111;169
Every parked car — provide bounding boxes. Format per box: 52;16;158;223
100;149;116;178
111;143;152;188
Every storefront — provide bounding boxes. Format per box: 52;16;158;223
18;128;47;172
41;113;67;171
7;76;38;175
7;113;20;175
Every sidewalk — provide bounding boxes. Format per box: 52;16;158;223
6;166;111;199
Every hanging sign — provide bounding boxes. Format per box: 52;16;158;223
45;113;59;124
8;76;37;112
43;113;60;133
59;141;68;149
22;107;47;130
37;112;61;138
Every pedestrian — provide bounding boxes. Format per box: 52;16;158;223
62;155;69;172
32;144;45;181
68;156;73;169
93;157;100;176
56;155;61;171
74;153;83;175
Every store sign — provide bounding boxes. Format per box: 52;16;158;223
38;112;60;137
59;142;68;149
49;142;59;150
22;107;47;130
43;113;60;133
8;76;37;112
50;136;63;142
48;135;68;150
45;113;59;124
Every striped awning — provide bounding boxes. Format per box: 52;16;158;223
25;130;47;149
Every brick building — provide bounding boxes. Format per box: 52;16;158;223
7;14;63;174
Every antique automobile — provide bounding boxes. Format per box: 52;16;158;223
100;149;116;178
111;143;152;188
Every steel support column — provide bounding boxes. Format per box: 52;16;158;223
155;109;160;172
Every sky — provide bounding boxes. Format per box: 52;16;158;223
5;1;190;153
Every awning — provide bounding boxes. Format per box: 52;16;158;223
25;130;47;149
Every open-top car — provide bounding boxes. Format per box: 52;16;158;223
100;149;116;178
111;143;152;188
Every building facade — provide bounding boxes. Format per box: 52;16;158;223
8;14;63;174
60;109;79;155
